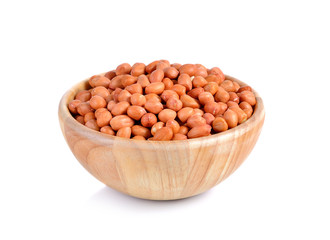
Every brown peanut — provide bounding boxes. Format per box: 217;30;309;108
110;115;134;130
239;90;256;106
127;106;146;120
149;69;164;83
203;113;215;125
75;90;91;102
153;127;173;141
204;82;219;95
166;120;180;134
198;92;214;105
163;67;179;79
100;126;115;135
125;83;143;95
131;125;151;138
144;99;163;114
85;119;100;131
171;84;186;96
141;113;157;127
239;101;253;118
214;87;230;103
116;127;131;138
111;101;130;116
137;74;150;88
130;93;146;106
179;64;196;76
145;82;165;95
180;95;200;108
188;125;211;139
131;63;146;77
166;97;183;111
188;87;204;99
177;107;194;123
68;100;81;114
158;109;177;123
172;133;188;140
212;117;228;132
187;114;206;128
151;122;165;136
116;63;131;75
178;74;192;91
223;109;238;128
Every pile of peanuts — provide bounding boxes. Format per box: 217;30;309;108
68;60;256;141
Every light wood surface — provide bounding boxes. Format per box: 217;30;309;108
58;74;265;200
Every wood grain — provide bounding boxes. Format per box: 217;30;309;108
58;74;265;200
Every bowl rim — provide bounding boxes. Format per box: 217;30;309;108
59;74;265;147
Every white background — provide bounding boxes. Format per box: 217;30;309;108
1;0;329;239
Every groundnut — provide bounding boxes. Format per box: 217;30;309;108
177;107;194;123
144;99;163;114
179;64;196;76
214;86;230;103
230;106;247;124
146;60;160;73
151;122;165;136
111;101;130;116
178;125;189;135
68;100;81;114
109;75;125;89
100;126;115;135
75;90;91;102
173;133;187;140
188;125;211;139
193;108;204;116
107;100;116;111
127;106;146;120
85;119;99;131
194;64;208;78
203;113;215;125
218;102;228;115
223;109;238;128
132;136;146;140
165;120;180;134
117;90;131;102
187;114;206;128
125;83;143;95
221;80;236;92
162;77;174;90
163;67;179;79
238;86;252;93
91;86;110;99
130;93;146;106
149;69;164;83
89;75;111;88
161;90;179;102
239;101;253;118
145;93;162;102
77;102;93;116
89;95;107;110
96;109;112;127
156;61;170;70
188;87;204;99
121;75;137;87
204;82;219;95
204;102;222;116
192;76;208;88
198;92;214;105
180;95;200;108
137;74;150;88
233;81;240;92
239;90;256;106
171;84;186;96
116;127;131;138
171;63;182;70
205;74;221;85
116;63;131;75
158;109;176;123
84;112;95;123
75;115;84;124
208;67;225;83
131;63;146;76
178;74;193;91
131;125;151;138
229;92;239;103
166;97;183;111
212;117;228;132
112;88;122;102
110;115;134;130
104;70;116;80
145;82;165;95
141;113;157;127
153;127;173;141
227;101;239;108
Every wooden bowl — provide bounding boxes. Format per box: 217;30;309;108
58;74;265;200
